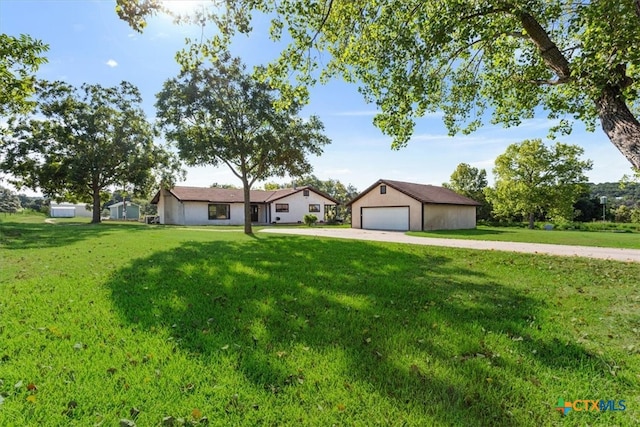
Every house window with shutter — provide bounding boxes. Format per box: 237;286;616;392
380;185;387;194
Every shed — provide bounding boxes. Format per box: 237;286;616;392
349;179;480;231
50;206;76;218
109;202;140;220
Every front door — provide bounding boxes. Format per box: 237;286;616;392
251;204;259;222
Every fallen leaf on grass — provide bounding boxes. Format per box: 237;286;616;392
26;395;36;403
27;383;37;391
191;408;202;419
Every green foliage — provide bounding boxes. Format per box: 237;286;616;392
588;181;640;206
486;139;592;229
303;213;317;226
155;52;330;234
0;186;21;214
0;81;180;223
1;216;639;425
0;33;48;116
443;163;492;221
117;0;640;168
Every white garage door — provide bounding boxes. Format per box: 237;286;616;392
362;207;409;231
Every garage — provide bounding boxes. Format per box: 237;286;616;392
361;206;409;231
349;179;480;231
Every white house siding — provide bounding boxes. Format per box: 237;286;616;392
351;185;423;231
178;201;243;225
158;190;184;225
423;204;476;230
269;192;334;223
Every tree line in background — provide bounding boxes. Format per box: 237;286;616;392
443;139;640;228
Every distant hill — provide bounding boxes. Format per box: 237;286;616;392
587;182;640;205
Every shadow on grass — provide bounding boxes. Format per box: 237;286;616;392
0;219;147;249
106;235;601;425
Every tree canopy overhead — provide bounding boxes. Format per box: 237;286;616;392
155;53;330;234
117;0;640;170
0;33;48;116
0;81;179;223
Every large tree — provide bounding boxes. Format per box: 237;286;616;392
443;163;491;221
117;0;640;170
0;33;48;116
155;53;330;234
485;139;592;228
0;81;178;223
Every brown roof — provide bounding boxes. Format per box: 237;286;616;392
151;185;339;204
348;179;481;206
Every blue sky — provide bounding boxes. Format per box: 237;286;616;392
0;0;634;196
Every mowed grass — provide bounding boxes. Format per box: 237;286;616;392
408;225;640;249
0;215;639;426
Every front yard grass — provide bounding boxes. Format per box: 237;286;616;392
408;225;640;249
1;215;638;426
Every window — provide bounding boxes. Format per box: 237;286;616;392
309;204;320;212
275;203;289;212
303;189;310;196
208;204;230;220
380;185;387;194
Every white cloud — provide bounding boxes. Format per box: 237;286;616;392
106;59;118;68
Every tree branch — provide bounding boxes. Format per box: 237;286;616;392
517;11;571;82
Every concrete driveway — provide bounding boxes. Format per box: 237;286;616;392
259;227;640;263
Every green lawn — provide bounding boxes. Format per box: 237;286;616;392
1;215;638;426
408;225;640;249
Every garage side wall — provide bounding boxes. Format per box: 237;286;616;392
351;185;422;231
423;204;476;230
158;190;184;225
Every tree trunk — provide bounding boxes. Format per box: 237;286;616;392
595;84;640;170
91;187;101;224
242;178;252;234
528;212;535;229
